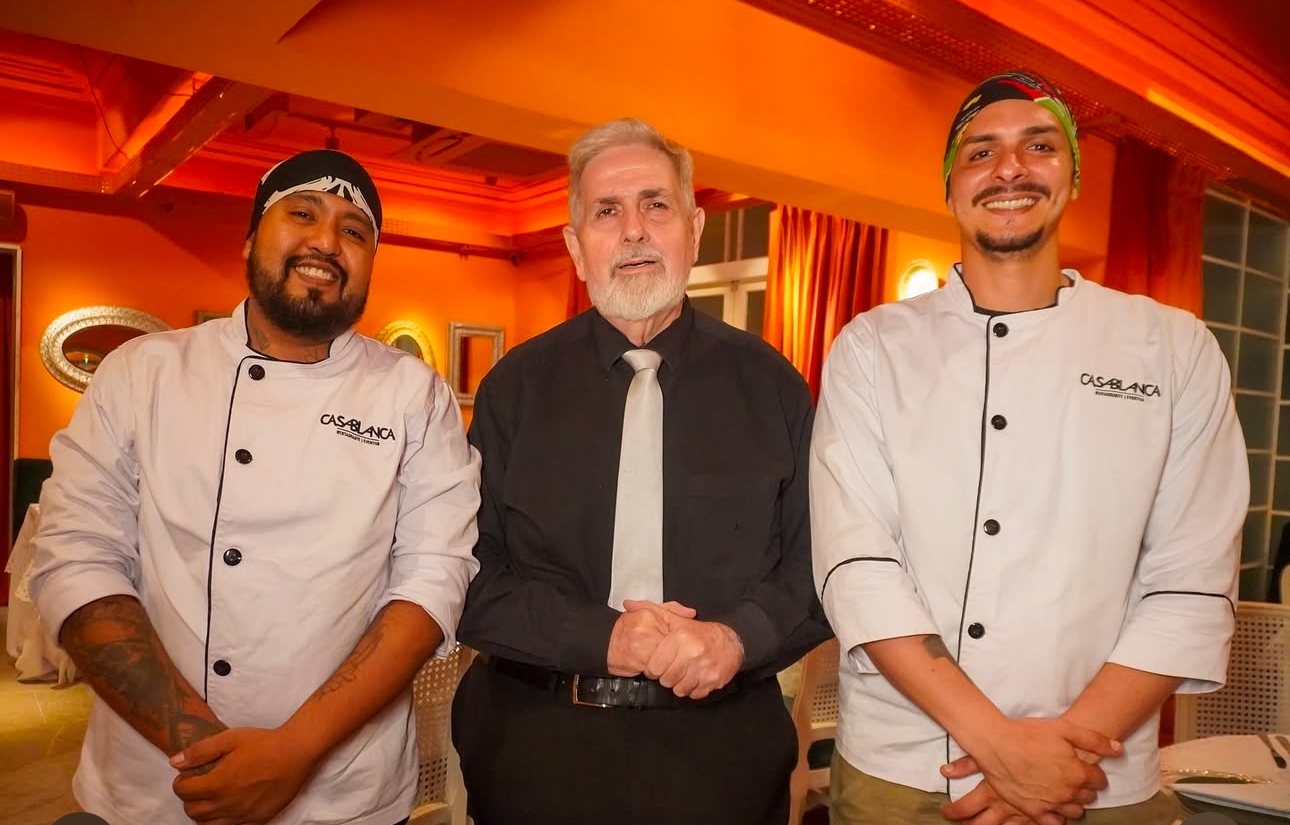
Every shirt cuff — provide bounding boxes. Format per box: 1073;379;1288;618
822;559;938;674
32;563;139;644
708;599;779;672
1108;591;1236;693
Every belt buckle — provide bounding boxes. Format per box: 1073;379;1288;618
570;674;612;708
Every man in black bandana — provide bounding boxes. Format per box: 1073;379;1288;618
29;149;481;825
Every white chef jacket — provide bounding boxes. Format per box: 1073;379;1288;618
29;302;481;825
811;267;1246;807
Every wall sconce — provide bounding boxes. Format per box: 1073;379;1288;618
898;260;940;300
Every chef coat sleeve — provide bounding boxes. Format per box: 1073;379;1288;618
1108;319;1247;693
811;318;939;675
28;348;143;641
377;375;481;658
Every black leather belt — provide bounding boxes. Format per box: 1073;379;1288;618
486;656;742;709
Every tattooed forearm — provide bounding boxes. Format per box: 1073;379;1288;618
60;596;227;755
310;605;390;700
921;635;965;673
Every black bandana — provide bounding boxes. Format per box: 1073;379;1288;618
247;149;383;243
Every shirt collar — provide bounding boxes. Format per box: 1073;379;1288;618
589;298;695;376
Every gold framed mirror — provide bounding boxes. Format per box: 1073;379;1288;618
40;306;172;392
376;320;436;371
447;322;504;407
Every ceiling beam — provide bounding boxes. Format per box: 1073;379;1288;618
107;79;275;198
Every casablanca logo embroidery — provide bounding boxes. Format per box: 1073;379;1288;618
1080;372;1161;402
319;413;397;446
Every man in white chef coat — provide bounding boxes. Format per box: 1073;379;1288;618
811;71;1247;825
28;149;481;825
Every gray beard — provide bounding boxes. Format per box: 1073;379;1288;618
586;267;687;322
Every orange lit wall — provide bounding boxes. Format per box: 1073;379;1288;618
11;188;567;459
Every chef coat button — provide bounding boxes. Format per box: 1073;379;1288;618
248;364;265;380
982;519;1000;535
992;321;1009;337
212;659;232;676
968;622;986;639
990;414;1007;430
234;449;252;464
223;548;242;566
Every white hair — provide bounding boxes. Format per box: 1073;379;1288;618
566;118;697;223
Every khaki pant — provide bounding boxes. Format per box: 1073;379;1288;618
830;752;1181;825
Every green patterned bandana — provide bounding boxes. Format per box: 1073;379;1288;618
943;71;1079;198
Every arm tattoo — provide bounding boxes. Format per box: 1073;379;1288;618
310;605;391;700
922;635;965;674
60;595;226;756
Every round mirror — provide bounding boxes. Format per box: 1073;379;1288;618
391;334;422;359
376;320;436;371
41;306;171;392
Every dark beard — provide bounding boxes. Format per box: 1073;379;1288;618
245;251;367;342
975;227;1045;257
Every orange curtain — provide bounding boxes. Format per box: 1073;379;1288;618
1103;137;1208;315
764;205;888;397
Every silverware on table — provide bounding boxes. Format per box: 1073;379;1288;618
1257;733;1287;769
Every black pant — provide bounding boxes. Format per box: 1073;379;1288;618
452;660;797;825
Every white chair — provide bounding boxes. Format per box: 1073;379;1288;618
408;645;473;825
788;638;840;825
1174;601;1290;741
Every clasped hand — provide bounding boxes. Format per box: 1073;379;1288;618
606;600;744;699
938;717;1122;825
170;726;320;824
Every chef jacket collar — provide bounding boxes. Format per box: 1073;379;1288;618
223;299;359;367
943;263;1082;318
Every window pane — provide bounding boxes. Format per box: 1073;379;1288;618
696;213;727;266
1244;509;1269;565
1275;459;1290;511
745;288;766;338
1237;333;1278;392
1250;452;1272;507
1241;273;1282;334
1203;195;1244;263
1209;326;1237;376
1236;393;1274;450
689;293;724;321
1202;261;1241;325
1248;209;1289;277
740;204;772;260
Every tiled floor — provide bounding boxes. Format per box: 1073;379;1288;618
0;610;92;825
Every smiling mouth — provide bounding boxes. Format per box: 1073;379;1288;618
290;261;342;285
983;197;1039;211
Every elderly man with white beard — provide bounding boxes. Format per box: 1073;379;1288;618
451;118;831;825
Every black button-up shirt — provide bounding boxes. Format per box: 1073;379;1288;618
458;301;829;678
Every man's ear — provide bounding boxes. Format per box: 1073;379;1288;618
563;225;587;282
690;207;706;263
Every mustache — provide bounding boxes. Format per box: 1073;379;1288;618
972;182;1050;207
609;245;664;271
285;254;348;284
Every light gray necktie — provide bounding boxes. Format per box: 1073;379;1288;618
608;348;664;610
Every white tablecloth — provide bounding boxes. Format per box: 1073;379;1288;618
5;503;76;684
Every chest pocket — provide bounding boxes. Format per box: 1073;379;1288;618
684;474;780;576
